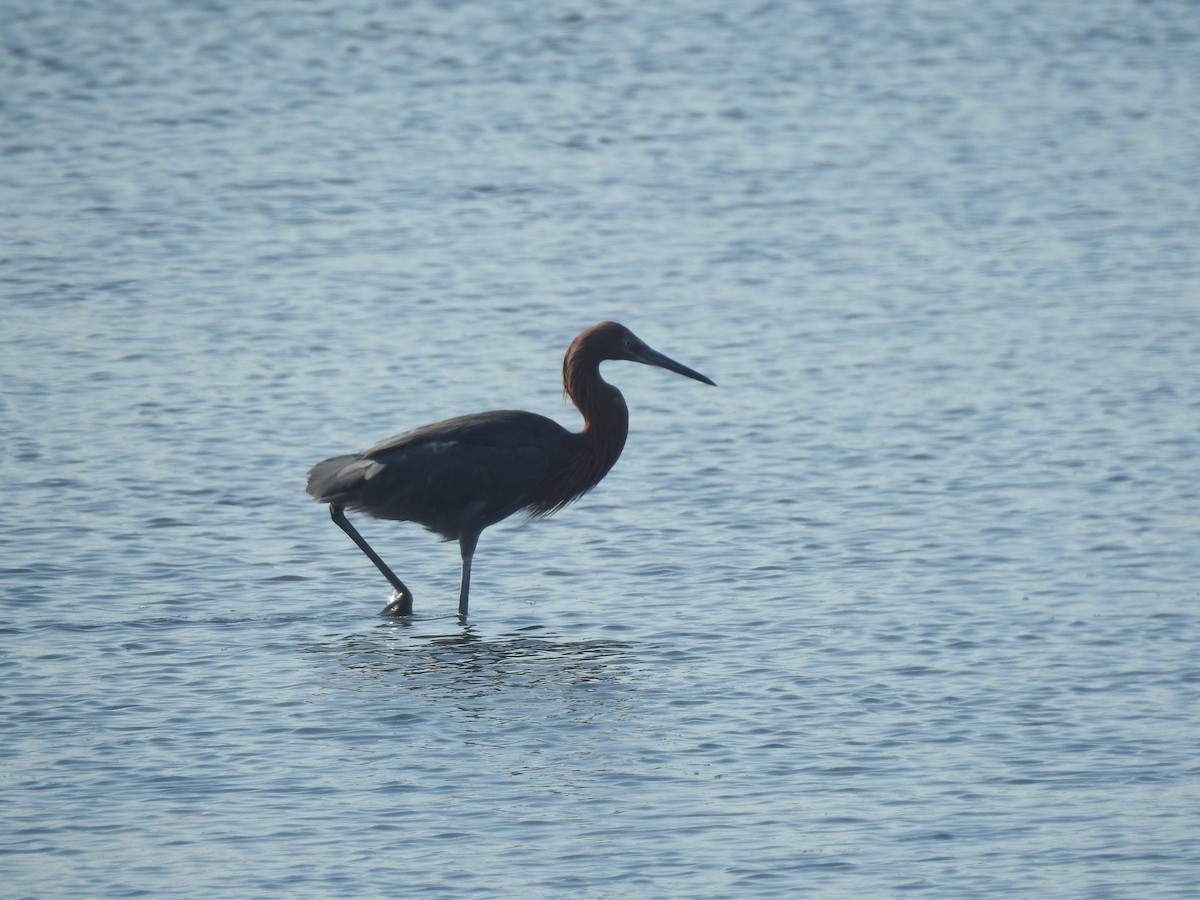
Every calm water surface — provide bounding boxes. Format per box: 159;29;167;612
3;0;1199;896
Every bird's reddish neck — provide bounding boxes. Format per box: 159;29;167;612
565;343;629;459
528;343;629;516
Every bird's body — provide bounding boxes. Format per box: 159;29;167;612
307;410;577;539
306;322;713;617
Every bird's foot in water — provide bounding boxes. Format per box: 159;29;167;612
379;590;414;617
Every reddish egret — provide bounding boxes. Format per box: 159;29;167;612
306;321;714;617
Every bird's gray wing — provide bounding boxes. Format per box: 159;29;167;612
349;410;571;537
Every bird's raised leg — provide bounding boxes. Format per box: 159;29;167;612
328;505;414;616
457;530;480;619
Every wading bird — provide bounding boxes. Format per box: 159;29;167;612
306;321;715;618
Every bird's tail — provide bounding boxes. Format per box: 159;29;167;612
306;454;384;505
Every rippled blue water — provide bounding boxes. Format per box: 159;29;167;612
3;0;1199;896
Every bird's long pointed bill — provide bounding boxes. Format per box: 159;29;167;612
635;345;716;386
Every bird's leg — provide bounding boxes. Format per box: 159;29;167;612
457;530;480;619
328;505;414;616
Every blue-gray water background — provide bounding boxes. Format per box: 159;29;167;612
3;1;1199;896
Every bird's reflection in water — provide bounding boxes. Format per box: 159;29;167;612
312;618;635;707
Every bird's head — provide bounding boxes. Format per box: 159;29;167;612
575;321;716;386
